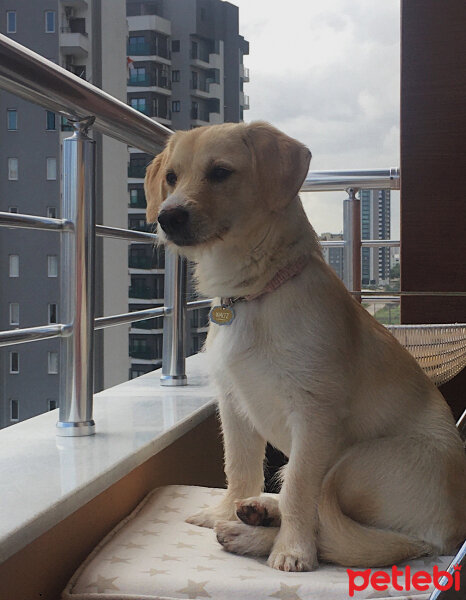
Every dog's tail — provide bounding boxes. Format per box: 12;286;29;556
317;467;432;567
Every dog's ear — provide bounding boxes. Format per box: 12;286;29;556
145;146;171;223
244;121;311;212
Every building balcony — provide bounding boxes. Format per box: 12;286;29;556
190;108;210;122
127;15;171;37
127;44;171;62
128;164;148;178
60;0;88;8
129;347;160;360
130;318;162;331
240;64;250;81
240;91;250;110
191;81;211;98
128;285;158;299
128;255;160;269
128;198;146;209
60;31;89;58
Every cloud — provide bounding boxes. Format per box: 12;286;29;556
233;0;400;236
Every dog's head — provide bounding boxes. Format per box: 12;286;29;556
145;121;311;250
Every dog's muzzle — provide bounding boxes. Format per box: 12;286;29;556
157;207;192;245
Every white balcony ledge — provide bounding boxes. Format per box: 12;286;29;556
60;32;89;58
0;353;216;564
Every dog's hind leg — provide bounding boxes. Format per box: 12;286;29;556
215;520;278;557
236;496;281;527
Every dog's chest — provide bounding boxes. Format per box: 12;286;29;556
208;303;292;452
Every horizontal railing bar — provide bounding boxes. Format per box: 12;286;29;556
0;34;171;154
320;240;345;248
361;239;400;248
0;324;72;348
0;211;73;232
359;291;466;297
187;299;212;311
362;296;400;304
96;224;157;243
302;168;400;192
95;306;166;330
0;214;157;242
387;323;466;330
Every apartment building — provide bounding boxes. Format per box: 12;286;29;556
360;189;391;286
126;0;249;378
0;0;129;428
319;232;344;281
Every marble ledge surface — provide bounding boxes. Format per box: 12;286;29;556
0;352;217;564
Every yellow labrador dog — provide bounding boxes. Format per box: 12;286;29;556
145;122;466;572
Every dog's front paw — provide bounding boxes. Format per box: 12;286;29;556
267;545;318;572
186;504;237;529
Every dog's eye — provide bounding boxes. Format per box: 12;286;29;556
208;166;233;182
166;171;177;186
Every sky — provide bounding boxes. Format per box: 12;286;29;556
233;0;401;238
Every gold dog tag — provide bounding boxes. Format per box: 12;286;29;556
209;305;235;326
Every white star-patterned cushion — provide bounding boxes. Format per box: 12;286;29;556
62;485;454;600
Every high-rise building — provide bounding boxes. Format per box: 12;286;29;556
0;0;129;428
320;232;344;281
126;0;249;379
361;189;391;286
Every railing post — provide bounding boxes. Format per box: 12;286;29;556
56;117;96;436
343;187;361;300
161;251;188;386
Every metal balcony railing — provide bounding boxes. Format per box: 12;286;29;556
3;32;452;439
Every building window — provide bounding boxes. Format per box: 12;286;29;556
10;352;19;374
48;303;57;324
8;158;18;180
9;206;18;213
9;303;19;326
191;41;198;59
172;70;180;82
172;101;181;113
46;111;56;130
48;352;58;374
130;97;147;114
48;255;58;277
10;399;19;422
46;157;57;180
48;399;58;411
7;109;17;130
6;11;16;33
45;11;55;33
9;254;19;278
128;35;146;53
47;206;57;218
171;40;180;52
133;67;146;83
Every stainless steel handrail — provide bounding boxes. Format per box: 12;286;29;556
0;211;74;232
0;324;72;348
302;168;400;192
0;34;171;153
0;212;158;243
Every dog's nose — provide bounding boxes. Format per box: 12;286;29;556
158;207;190;235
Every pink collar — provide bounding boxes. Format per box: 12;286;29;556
222;256;308;307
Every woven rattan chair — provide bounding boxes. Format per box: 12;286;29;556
386;323;466;387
